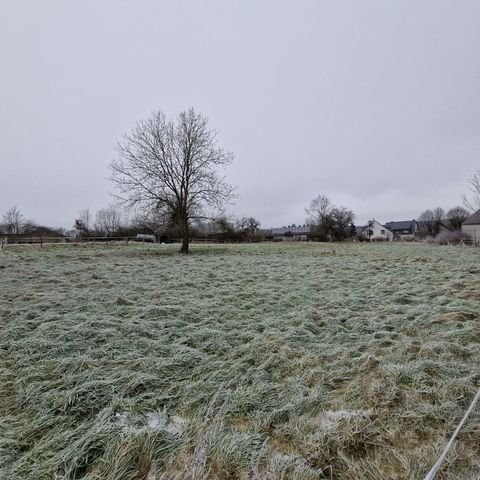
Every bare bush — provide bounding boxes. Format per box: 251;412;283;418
433;229;470;245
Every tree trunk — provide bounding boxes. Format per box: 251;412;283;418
180;218;189;254
180;236;189;253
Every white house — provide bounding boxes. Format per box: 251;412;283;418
359;219;393;242
462;211;480;245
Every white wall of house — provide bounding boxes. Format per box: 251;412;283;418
362;220;393;241
462;224;480;245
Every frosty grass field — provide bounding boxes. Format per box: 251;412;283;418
0;242;479;479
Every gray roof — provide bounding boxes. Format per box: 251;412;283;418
463;210;480;225
384;220;416;232
271;225;310;235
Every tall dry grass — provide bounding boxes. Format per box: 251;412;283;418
0;242;479;479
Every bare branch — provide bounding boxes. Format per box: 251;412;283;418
463;169;480;211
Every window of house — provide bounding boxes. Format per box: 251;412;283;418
381;229;385;235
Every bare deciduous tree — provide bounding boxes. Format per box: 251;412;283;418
418;207;445;236
237;217;261;241
463;169;480;211
447;206;469;231
94;206;124;236
2;205;24;234
305;194;332;226
433;207;445;222
74;208;92;234
305;194;355;241
110;109;235;253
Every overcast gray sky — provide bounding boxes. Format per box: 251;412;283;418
1;0;479;229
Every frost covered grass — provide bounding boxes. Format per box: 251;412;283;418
0;241;479;479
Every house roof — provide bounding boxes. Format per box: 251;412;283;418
356;220;392;237
463;210;480;225
271;225;311;235
384;220;416;232
369;219;391;230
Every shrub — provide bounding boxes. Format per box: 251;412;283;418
433;230;470;245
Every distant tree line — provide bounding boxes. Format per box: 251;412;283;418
0;203;262;243
73;205;263;243
0;205;65;237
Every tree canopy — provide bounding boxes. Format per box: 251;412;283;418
305;194;355;241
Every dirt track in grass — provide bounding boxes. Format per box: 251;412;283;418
0;242;479;479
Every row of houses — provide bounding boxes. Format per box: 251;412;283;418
270;211;480;243
358;214;480;242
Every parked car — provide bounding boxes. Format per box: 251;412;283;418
135;234;156;243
